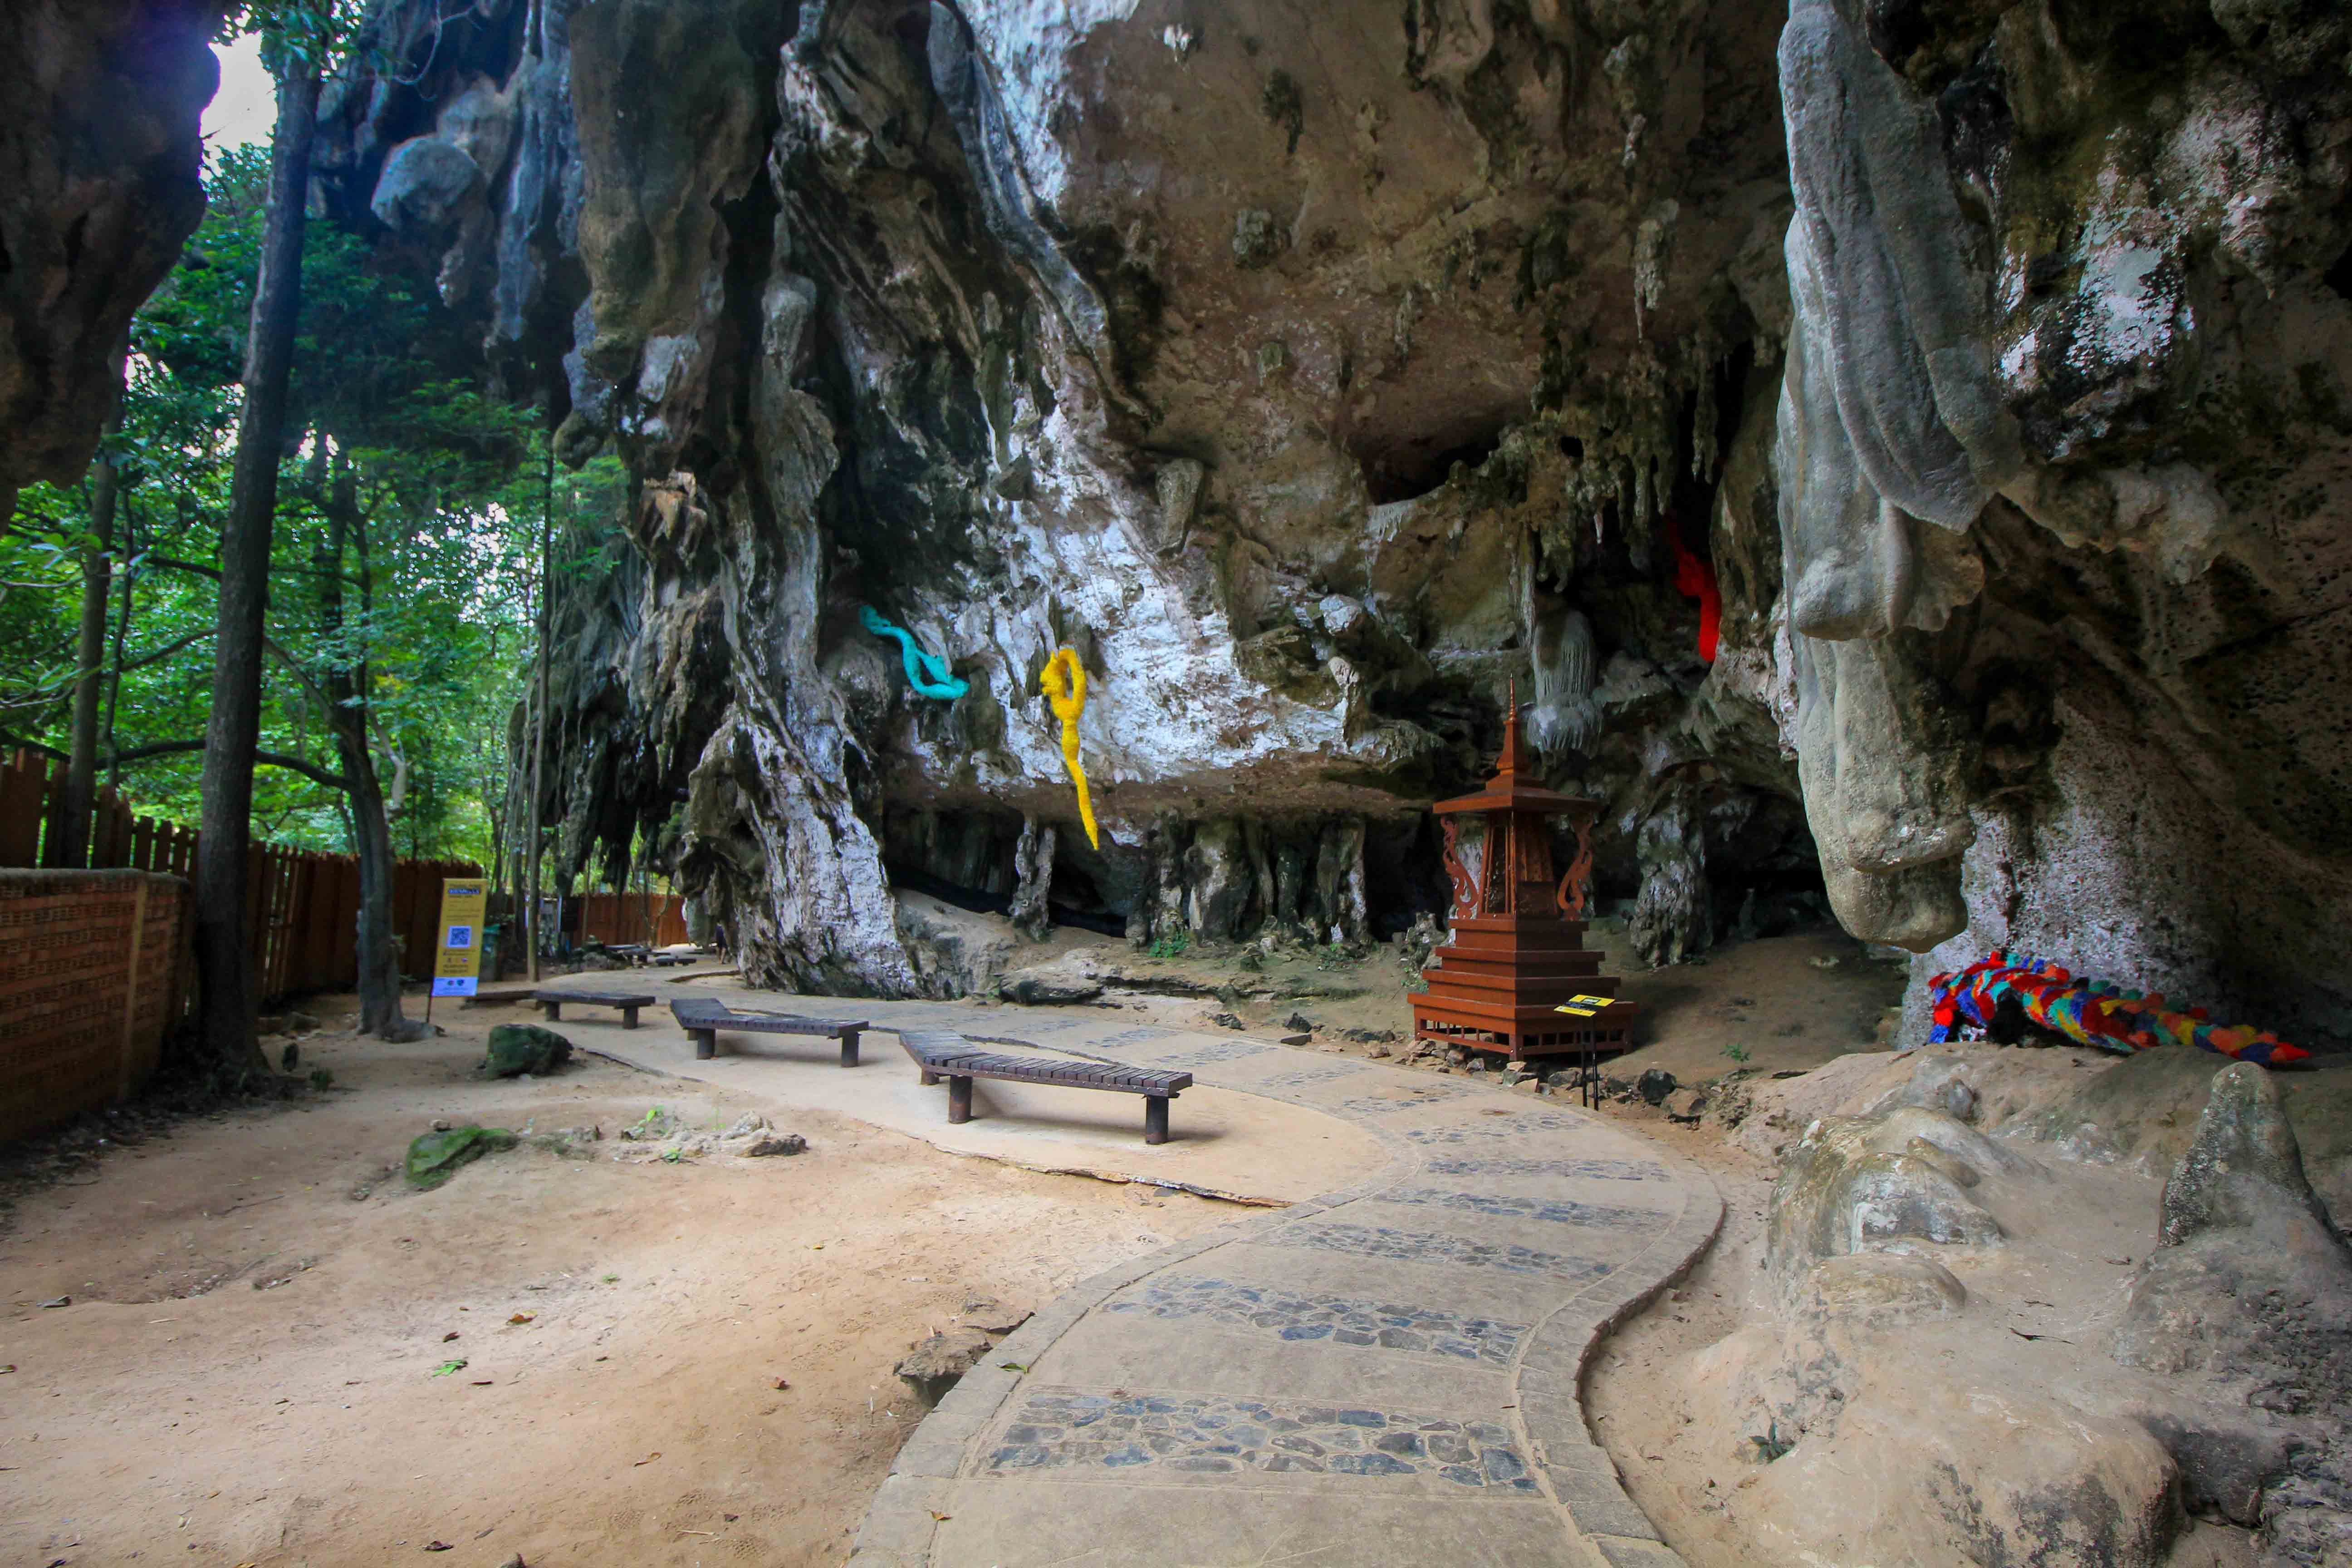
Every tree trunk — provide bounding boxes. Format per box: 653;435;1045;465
103;554;136;789
319;446;425;1040
60;417;122;867
193;56;319;1077
527;445;552;980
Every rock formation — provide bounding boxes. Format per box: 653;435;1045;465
8;0;2349;1026
1684;1061;2351;1566
2114;1063;2352;1563
0;1;222;516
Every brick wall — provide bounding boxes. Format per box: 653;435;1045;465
0;869;190;1143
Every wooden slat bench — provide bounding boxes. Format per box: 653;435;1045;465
671;998;868;1066
899;1030;1192;1145
462;987;540;1007
535;990;657;1029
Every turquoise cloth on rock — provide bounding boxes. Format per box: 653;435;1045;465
858;605;970;700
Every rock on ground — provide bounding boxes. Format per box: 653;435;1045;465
480;1025;573;1078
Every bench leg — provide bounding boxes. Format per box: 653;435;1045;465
541;1000;561;1023
693;1028;715;1061
1145;1096;1171;1146
919;1068;940;1087
838;1027;860;1068
622;1006;640;1030
947;1075;973;1125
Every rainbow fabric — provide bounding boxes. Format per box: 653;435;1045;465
1926;951;2308;1066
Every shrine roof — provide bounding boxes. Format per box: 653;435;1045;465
1430;702;1597;816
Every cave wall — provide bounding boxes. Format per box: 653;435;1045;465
1775;0;2352;1044
20;0;2347;1029
299;0;1815;995
0;1;222;515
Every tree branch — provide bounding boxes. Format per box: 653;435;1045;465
103;737;349;790
142;553;221;580
117;627;209;675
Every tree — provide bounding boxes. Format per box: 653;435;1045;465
58;414;121;867
194;14;323;1075
4;8;553;1053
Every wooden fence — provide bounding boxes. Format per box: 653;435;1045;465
0;748;480;1002
575;890;688;948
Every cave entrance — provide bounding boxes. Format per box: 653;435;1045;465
1364;816;1450;940
1046;851;1128;937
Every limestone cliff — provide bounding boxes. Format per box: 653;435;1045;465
307;0;1817;993
0;1;222;516
14;0;2350;1038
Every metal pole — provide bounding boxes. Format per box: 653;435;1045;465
527;443;553;982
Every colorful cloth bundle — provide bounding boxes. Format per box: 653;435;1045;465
1926;951;2309;1066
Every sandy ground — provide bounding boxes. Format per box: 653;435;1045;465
0;1002;1245;1568
1015;922;1912;1085
0;927;1950;1568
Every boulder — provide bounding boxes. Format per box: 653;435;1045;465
1739;1369;2179;1568
2110;1064;2352;1558
370;135;483;231
997;955;1105;1006
894;891;1016;998
745;1133;807;1157
1795;1253;1967;1326
2159;1061;2340;1248
2114;1065;2352;1398
1766;1108;2011;1301
404;1125;519;1189
1637;1068;1677;1105
895;1326;996;1407
479;1024;573;1078
956;1294;1032;1334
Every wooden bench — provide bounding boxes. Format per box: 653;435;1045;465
671;998;868;1066
535;990;657;1029
462;986;540;1008
899;1030;1192;1145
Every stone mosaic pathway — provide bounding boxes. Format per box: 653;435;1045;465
539;978;1720;1566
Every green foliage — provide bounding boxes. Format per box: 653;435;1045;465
0;136;602;866
1146;931;1191;960
1722;1040;1751;1064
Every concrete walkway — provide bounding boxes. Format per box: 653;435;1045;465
533;975;1720;1567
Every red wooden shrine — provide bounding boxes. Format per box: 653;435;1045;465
1411;701;1637;1061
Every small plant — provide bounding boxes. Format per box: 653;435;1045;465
602;1273;621;1284
1751;1421;1791;1462
660;1147;685;1164
1147;931;1191;960
1402;973;1429;994
308;1067;334;1091
1722;1041;1751;1064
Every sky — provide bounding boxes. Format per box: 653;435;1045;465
201;33;278;152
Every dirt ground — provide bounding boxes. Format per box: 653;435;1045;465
0;1001;1238;1568
0;927;1961;1568
1073;921;1912;1085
